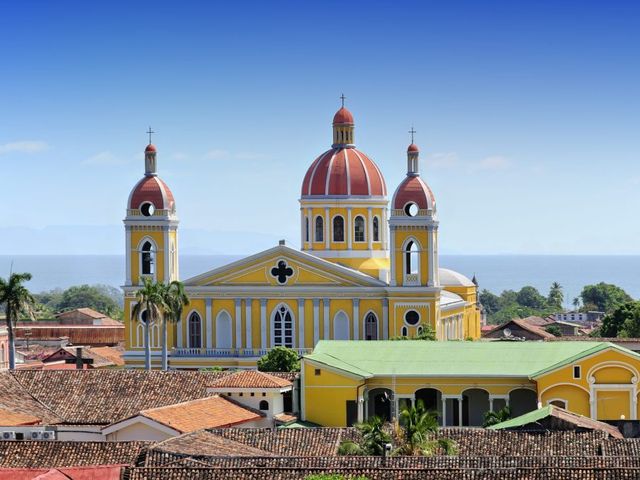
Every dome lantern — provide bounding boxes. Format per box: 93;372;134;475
332;94;355;148
144;127;157;176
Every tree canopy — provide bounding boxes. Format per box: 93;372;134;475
34;284;123;319
598;301;640;338
580;283;632;314
480;285;558;325
257;346;300;372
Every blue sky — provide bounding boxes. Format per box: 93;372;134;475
1;0;639;255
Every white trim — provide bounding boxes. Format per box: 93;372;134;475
353;214;366;243
270;302;296;348
538;382;591;398
298;298;305;348
333;309;350;340
215;309;233;349
587;361;640;382
332;214;346;243
344;148;351;195
125;229;132;285
205;299;212;349
324;150;339;195
306;150;333;196
323;298;330;340
313;299;320;345
314;215;324;243
363;309;379;341
186;310;203;349
260;299;267;349
235;299;242;349
347;208;352;249
401;236;421;286
137;236;158;283
353;299;360;340
245;298;253;349
351;149;372;195
547;398;568;409
101;415;180;437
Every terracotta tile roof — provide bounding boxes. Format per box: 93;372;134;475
136;395;262;433
0;407;41;426
150;430;274;458
57;308;107;320
484;318;555;339
0;373;60;425
0;466;122;480
0;442;147;468
90;346;125;366
208;370;292;389
14;325;124;346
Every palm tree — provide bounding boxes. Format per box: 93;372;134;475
548;282;563;309
131;278;166;370
0;273;36;370
483;405;511;427
160;281;189;371
573;297;581;310
338;416;391;456
397;400;441;455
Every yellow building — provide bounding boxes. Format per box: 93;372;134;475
122;103;481;369
302;340;640;427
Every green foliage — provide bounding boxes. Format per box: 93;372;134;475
132;278;168;371
35;284;123;319
199;366;224;372
389;324;436;341
479;289;500;315
257;346;300;372
600;301;640;338
516;286;547;309
483;406;511;427
545;325;562;337
547;282;564;309
305;475;369;480
0;272;37;369
580;283;632;314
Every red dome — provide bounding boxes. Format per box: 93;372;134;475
407;143;419;153
392;176;435;211
333;107;354;125
301;148;386;197
128;175;175;210
145;144;157;152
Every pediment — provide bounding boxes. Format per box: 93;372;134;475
183;245;385;288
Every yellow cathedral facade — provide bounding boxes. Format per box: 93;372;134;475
122;104;481;369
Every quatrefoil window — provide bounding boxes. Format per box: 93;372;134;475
270;260;294;284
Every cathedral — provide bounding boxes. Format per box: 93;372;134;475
122;103;482;368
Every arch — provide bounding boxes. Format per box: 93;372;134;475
332;215;345;242
215;310;233;349
548;398;568;409
136;323;145;347
372;216;380;242
333;310;350;340
403;238;420;279
314;216;324;242
305;216;310;242
400;326;408;337
540;384;591;417
415;388;443;424
364;311;378;340
462;388;490;427
354;215;365;242
188;311;202;349
138;237;157;277
367;388;393;422
259;400;269;411
589;362;639;384
509;388;538;417
150;323;160;348
272;303;295;348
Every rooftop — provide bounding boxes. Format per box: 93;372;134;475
208;370;292;390
305;340;633;378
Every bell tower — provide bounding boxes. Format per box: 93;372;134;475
124;136;179;287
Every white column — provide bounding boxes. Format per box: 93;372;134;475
260;299;267;349
367;207;373;250
489;397;495;412
163;228;170;282
313;299;320;345
347;207;352;249
245;298;252;350
382;298;389;340
205;299;212;349
307;207;313;251
176;317;183;348
357;397;364;423
298;298;305;349
235;299;242;349
300;208;304;247
458;396;463;426
382;208;388;250
323;298;330;339
441;397;447;426
389;226;396;286
125;228;132;286
353;299;360;340
324;208;330;249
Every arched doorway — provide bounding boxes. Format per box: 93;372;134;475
415;388;443;424
462;388;490;426
333;311;350;340
367;388;393;422
215;311;232;349
509;388;538;417
364;312;378;340
188;312;202;349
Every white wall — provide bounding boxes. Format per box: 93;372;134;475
221;391;284;419
105;421;175;442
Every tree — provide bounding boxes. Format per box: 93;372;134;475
338;416;391;456
545;325;562;337
600;301;640;338
160;281;189;371
257;346;300;372
516;286;547;309
580;283;632;314
479;290;500;315
56;284;123;319
131;278;167;370
0;273;37;369
547;282;564;309
483;406;511;427
572;297;580;310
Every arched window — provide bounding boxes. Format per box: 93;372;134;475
549;399;567;409
405;240;419;275
333;216;344;242
401;326;408;337
365;312;378;340
273;305;294;348
188;312;202;349
305;217;310;242
315;216;324;242
216;311;232;349
141;241;155;276
373;216;380;242
333;311;350;340
259;400;269;410
354;216;365;242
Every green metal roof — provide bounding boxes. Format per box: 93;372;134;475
304;340;634;378
487;406;553;430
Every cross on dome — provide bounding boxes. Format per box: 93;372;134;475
340;93;346;107
146;126;155;144
409;126;416;144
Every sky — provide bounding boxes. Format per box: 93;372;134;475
1;0;639;255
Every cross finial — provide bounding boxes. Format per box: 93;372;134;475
340;93;346;108
146;126;155;144
408;126;416;144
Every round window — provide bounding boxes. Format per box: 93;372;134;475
405;310;420;326
140;202;155;217
404;202;419;217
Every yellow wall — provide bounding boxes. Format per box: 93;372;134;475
392;229;430;287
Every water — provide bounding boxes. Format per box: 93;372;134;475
0;255;638;309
